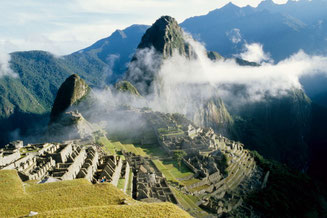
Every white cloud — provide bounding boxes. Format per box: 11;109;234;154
149;35;327;108
0;0;291;55
226;28;242;44
0;50;17;78
238;43;271;64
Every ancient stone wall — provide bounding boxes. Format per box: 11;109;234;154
54;148;87;180
110;157;123;186
50;143;73;163
28;158;56;181
0;151;21;167
77;146;99;182
122;161;131;193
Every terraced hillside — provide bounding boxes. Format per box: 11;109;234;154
0;170;191;218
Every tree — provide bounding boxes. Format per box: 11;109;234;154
173;150;187;169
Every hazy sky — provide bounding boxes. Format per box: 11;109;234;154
0;0;288;55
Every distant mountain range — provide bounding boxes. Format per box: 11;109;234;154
181;0;327;61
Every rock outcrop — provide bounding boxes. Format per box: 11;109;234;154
126;16;195;95
115;81;141;96
136;16;193;58
193;97;233;135
50;74;90;122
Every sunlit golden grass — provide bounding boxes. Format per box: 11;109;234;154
0;170;191;218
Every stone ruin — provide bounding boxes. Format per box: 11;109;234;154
144;111;262;215
123;151;178;204
1;141;104;184
0;138;182;206
0;110;264;216
0;140;23;167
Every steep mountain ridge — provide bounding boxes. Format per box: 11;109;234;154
125;16;195;94
75;24;149;83
231;89;312;169
50;74;90;122
136;16;193;58
181;0;327;59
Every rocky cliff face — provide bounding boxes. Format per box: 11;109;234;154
193;98;233;135
126;16;195;95
50;74;90;122
136;16;193;58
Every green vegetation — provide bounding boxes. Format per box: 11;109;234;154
96;136;117;155
115;80;141;96
152;159;199;187
231;88;312;169
126;170;133;196
171;187;208;217
158;128;184;136
0;49;111;145
173;150;187;169
246;151;327;217
132;144;199;187
117;178;126;190
50;74;90;121
96;135;149;157
0;170;191;218
134;144;164;158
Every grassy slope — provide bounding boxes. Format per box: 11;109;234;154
37;203;189;218
0;170;191;218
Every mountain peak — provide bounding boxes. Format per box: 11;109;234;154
136;15;191;58
126;16;194;94
50;74;90;122
257;0;277;9
223;2;239;9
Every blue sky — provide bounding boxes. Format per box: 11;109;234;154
0;0;288;55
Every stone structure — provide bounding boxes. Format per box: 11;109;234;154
143;111;261;215
49;143;74;163
95;155;123;186
0;149;21;167
52;146;87;180
123;151;178;204
0;141;100;183
77;146;99;182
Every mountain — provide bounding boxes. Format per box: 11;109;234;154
0;25;149;147
180;0;327;106
192;97;233;136
257;0;327;25
181;2;312;62
50;74;90;122
75;24;149;83
136;16;193;58
231;89;312;169
125;16;234;136
125;16;195;94
0;7;324;178
181;0;327;61
115;81;141;96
